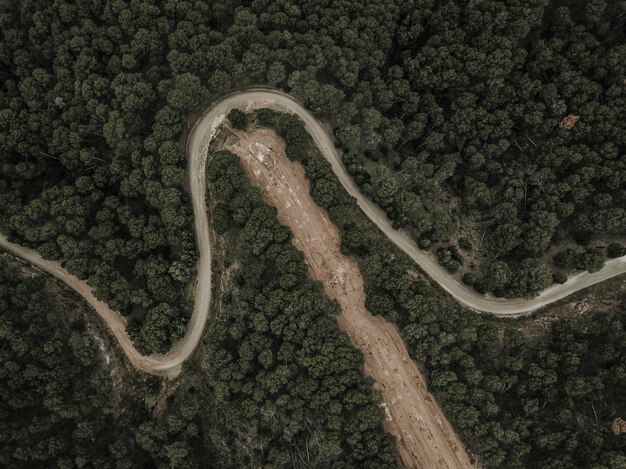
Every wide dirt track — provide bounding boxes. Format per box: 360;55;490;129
1;88;625;375
226;126;474;468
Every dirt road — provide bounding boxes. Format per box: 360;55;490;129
1;87;624;375
0;234;175;375
192;89;625;316
226;127;474;468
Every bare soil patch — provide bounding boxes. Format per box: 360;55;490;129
224;127;474;469
506;274;626;338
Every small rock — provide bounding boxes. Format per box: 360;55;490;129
611;417;626;435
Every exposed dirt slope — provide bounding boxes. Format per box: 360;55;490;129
226;128;475;468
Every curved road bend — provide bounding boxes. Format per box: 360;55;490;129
1;89;625;377
194;89;625;317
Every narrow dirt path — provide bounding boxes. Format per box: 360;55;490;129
226;127;474;468
190;89;626;317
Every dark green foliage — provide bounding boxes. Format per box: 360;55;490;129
0;258;147;468
227;109;248;130
484;261;512;292
1;0;625;466
286;0;625;296
608;242;626;258
418;238;431;249
576;246;607;272
552;271;568;284
256;108;279;128
1;0;621;348
438;246;463;273
203;150;397;467
343;154;371;186
458;237;472;251
2;149;399;468
415;211;459;244
554;246;584;268
463;272;476;286
271;111;626;467
555;245;608;272
0;1;202;353
508;259;553;296
276;113;311;162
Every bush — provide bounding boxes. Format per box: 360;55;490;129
458;237;472;251
276;114;310;161
343;153;371;186
256;108;278;127
508;259;552;296
227;109;248;129
473;278;487;294
608;242;626;258
552;272;568;284
553;246;583;268
576;246;606;272
437;246;463;273
418;238;431;249
485;260;511;291
463;272;476;286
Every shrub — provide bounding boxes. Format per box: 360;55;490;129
576;246;606;272
553;246;583;268
463;272;476;286
276;113;310;161
437;246;463;273
227;109;248;129
458;236;472;251
552;272;568;284
256;108;278;127
608;242;626;258
473;278;487;294
418;238;431;249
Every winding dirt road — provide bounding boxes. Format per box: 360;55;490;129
1;87;625;374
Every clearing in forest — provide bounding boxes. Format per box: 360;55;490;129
223;125;474;469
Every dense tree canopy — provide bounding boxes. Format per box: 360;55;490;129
200;150;397;467
2;1;623;321
1;0;625;466
0;258;148;468
263;108;626;468
1;0;623;351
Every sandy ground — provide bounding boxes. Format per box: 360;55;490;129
225;128;474;469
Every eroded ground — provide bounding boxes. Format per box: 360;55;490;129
223;126;474;469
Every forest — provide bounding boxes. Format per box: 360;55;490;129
1;0;625;466
0;257;150;467
4;106;624;467
0;148;398;467
1;0;624;354
263;108;626;467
